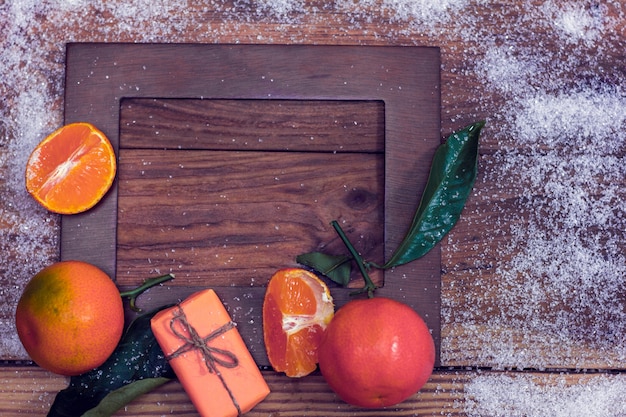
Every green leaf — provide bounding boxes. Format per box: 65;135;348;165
82;378;171;417
296;252;352;286
383;121;485;268
47;306;176;417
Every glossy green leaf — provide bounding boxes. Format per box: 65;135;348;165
47;306;175;417
383;121;485;268
296;252;352;286
82;378;171;417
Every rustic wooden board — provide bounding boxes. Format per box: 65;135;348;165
5;366;622;416
0;367;467;416
116;99;386;288
61;43;442;366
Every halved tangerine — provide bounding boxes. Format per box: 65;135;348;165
263;268;334;377
25;122;116;215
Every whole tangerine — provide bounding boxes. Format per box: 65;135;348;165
318;297;435;408
15;260;124;376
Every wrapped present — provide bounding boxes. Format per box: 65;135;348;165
151;289;270;417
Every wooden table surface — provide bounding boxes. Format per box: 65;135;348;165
1;1;625;416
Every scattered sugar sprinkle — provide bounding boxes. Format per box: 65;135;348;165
542;0;615;46
464;373;626;417
335;0;479;34
444;0;626;374
1;0;625;414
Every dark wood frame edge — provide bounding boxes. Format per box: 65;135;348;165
61;43;442;366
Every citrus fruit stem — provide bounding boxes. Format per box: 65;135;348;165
120;273;175;312
330;220;377;298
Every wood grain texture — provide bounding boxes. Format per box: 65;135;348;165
60;44;443;367
117;149;385;287
2;367;622;417
120;99;385;152
1;367;467;417
116;99;385;288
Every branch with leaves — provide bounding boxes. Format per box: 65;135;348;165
297;121;485;295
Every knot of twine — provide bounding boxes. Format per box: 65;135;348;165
166;306;241;415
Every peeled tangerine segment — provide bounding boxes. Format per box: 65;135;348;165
262;268;334;377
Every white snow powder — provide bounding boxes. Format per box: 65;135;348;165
542;0;613;45
465;373;626;417
461;5;626;370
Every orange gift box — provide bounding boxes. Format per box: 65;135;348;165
151;289;270;417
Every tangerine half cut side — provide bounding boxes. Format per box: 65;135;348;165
25;122;117;215
263;268;334;377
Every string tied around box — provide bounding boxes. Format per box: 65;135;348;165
166;306;242;416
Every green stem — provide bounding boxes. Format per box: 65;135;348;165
330;220;377;298
120;273;175;312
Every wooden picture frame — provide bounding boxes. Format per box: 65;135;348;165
62;43;442;366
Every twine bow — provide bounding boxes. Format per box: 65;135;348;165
166;306;242;415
